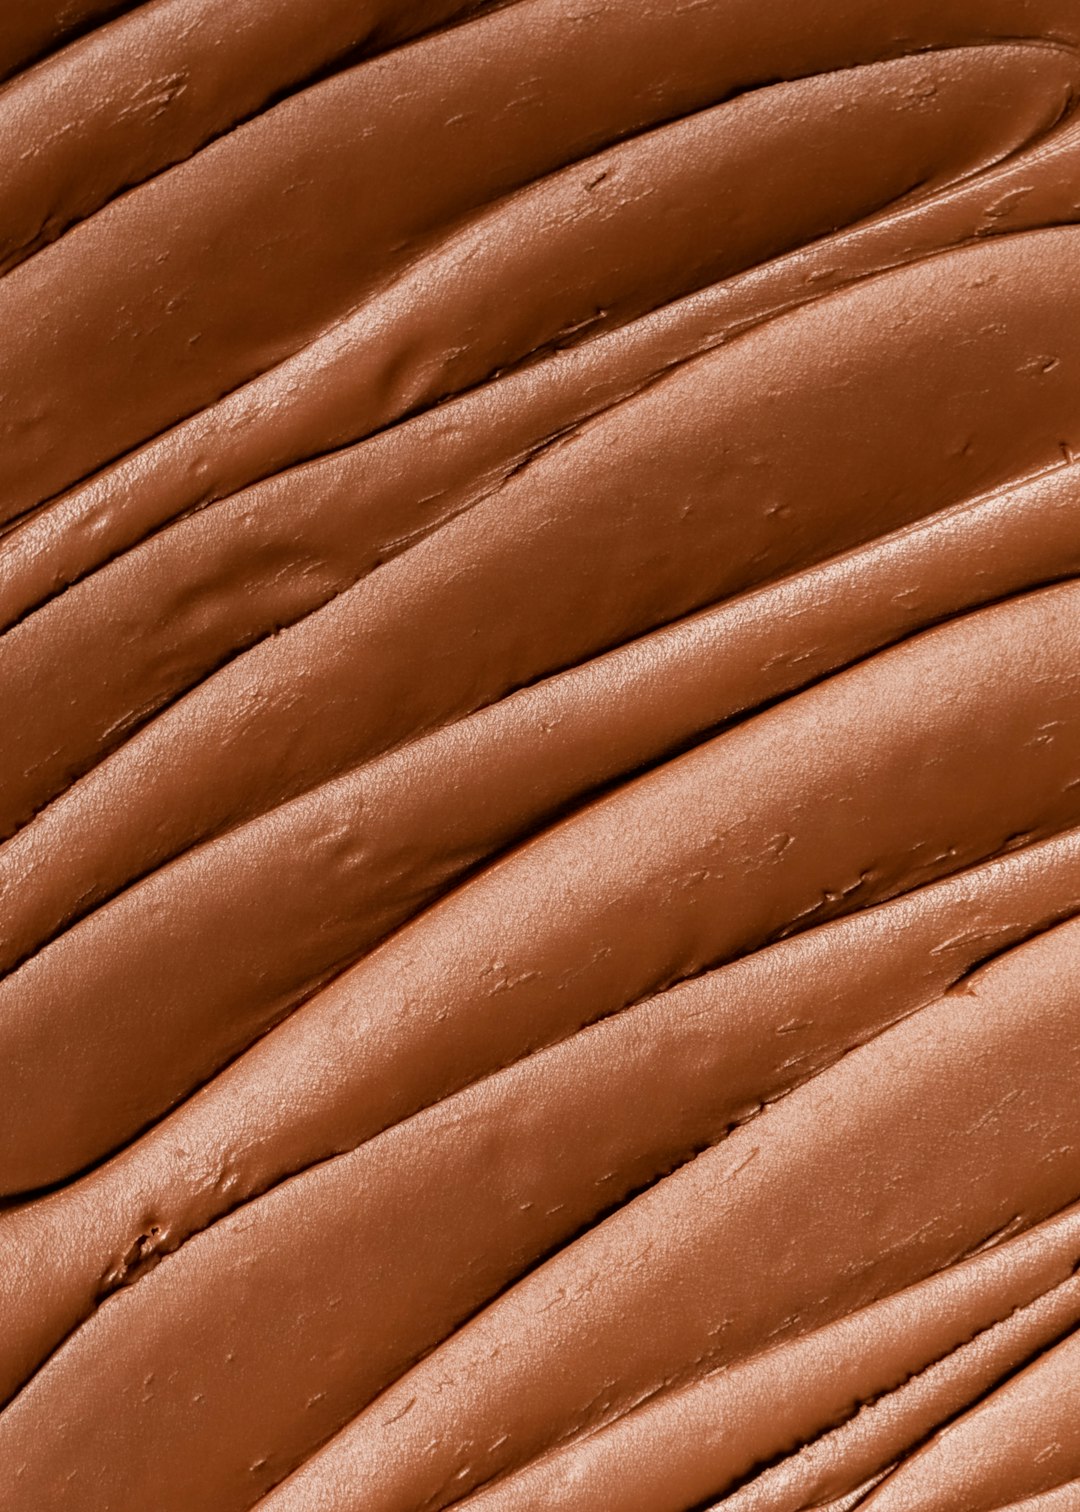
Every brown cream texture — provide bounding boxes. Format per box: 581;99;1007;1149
0;0;1079;1506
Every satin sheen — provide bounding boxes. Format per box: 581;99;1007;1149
1;1;1080;1508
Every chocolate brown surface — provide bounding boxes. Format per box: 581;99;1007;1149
1;0;1079;1507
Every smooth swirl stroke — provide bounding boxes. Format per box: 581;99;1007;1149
1;0;1080;1507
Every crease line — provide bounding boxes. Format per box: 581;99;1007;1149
7;32;1079;584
